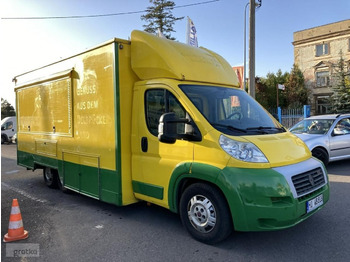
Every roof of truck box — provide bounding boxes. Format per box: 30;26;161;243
130;30;239;86
13;37;130;85
13;30;239;88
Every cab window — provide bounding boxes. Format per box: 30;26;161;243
145;89;186;136
334;118;350;135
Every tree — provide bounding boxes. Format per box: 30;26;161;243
1;98;16;119
285;64;309;108
256;66;309;109
141;0;184;40
256;70;289;109
330;54;350;113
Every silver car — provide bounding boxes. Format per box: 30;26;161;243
289;114;350;165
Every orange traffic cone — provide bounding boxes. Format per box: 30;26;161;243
3;199;28;242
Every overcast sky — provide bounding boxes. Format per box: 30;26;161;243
1;0;349;107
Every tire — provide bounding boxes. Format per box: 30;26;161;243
1;135;7;144
57;174;71;194
312;147;329;166
43;167;58;189
179;183;233;244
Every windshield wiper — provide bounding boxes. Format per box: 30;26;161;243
246;126;286;133
211;123;247;133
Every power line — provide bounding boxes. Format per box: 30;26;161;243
1;0;219;20
2;9;145;20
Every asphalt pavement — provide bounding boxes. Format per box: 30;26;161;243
1;144;350;262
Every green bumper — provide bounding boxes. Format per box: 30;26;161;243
217;158;329;231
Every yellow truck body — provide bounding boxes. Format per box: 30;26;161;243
15;30;329;243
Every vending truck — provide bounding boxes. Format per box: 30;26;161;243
14;30;329;244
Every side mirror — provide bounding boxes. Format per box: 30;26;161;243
158;112;188;144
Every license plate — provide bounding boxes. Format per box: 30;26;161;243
306;194;323;213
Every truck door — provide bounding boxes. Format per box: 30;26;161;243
132;86;194;208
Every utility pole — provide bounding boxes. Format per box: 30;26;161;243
248;0;261;99
243;2;249;92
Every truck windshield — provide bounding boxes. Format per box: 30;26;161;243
179;85;285;136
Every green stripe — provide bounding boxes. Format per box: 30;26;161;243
17;150;58;169
132;180;164;200
17;150;121;205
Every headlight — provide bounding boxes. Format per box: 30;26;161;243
219;135;268;163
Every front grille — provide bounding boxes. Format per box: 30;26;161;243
292;167;325;196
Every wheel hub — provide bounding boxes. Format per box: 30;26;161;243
187;195;216;233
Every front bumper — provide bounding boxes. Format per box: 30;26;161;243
218;158;329;231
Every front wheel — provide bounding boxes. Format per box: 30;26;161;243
312;147;329;166
179;183;233;244
1;135;8;144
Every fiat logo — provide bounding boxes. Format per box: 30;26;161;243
309;174;315;186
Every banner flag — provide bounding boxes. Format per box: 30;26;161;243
157;28;166;38
186;17;198;47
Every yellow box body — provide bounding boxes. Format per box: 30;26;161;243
15;31;329;233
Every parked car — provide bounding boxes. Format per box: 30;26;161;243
289;114;350;165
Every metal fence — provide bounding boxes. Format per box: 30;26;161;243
269;107;308;129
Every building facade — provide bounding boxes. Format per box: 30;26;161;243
293;19;350;115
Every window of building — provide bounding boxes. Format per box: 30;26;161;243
316;96;331;115
316;43;329;57
316;71;330;87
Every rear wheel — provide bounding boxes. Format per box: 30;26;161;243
312;147;329;166
43;167;58;188
179;183;233;244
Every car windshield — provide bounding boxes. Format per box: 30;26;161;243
179;84;284;136
290;119;334;135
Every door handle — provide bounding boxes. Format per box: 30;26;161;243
141;137;148;152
